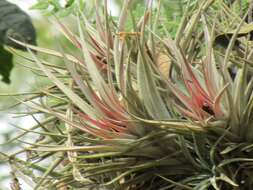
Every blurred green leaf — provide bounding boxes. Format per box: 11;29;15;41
215;23;253;47
65;0;75;8
57;4;75;17
30;0;49;10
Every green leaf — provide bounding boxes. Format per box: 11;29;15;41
57;6;74;17
215;23;253;47
218;158;253;168
30;1;49;10
27;48;98;119
219;173;238;187
50;0;62;12
65;0;75;8
137;50;171;120
0;46;13;84
217;23;253;37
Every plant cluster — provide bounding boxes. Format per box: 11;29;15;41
3;0;253;189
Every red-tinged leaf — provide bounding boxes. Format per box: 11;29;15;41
102;120;128;133
95;2;113;48
78;19;119;112
80;114;127;133
90;90;128;121
166;38;211;102
80;115;134;139
175;104;201;121
88;34;106;56
103;91;126;114
83;124;115;139
168;82;197;113
79;115;118;138
95;4;106;43
137;11;151;30
182;66;212;105
77;18;123;114
170;81;212;119
90;53;108;72
184;79;206;107
95;3;114;49
55;18;82;49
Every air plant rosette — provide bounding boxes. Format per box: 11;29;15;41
4;0;253;189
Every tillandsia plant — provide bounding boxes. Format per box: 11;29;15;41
4;0;253;189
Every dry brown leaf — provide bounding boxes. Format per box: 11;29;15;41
156;53;171;78
57;182;68;190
